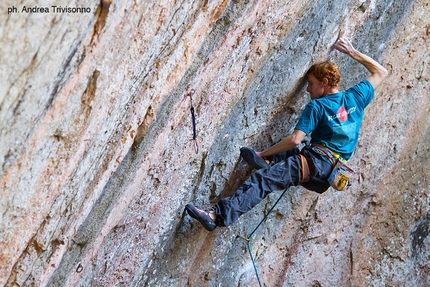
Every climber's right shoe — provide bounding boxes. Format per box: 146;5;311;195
185;204;217;231
240;147;270;170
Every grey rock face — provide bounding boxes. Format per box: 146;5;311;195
1;0;429;286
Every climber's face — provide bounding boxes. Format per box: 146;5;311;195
306;74;326;99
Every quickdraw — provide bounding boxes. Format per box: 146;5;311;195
76;263;83;273
186;89;198;154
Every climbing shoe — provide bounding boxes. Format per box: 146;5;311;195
240;147;270;170
185;204;217;231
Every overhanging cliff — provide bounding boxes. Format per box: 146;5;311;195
1;0;429;286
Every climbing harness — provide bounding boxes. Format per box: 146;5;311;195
312;144;354;190
240;188;289;287
312;144;344;165
298;154;311;183
186;89;198;154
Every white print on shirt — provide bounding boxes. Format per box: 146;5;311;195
327;106;357;122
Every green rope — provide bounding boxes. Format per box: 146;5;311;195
242;188;289;287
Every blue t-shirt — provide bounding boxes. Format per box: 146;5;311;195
295;80;374;160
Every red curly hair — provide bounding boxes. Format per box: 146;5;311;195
307;61;342;88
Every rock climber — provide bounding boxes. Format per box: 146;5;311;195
185;36;388;231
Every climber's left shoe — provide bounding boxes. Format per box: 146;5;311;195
185;204;217;231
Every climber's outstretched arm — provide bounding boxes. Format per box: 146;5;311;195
333;37;388;89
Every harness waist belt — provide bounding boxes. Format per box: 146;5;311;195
311;144;345;165
312;144;354;172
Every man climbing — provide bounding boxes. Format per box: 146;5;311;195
185;36;388;231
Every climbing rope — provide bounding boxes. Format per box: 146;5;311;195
240;188;289;287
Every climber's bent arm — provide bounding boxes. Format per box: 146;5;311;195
259;130;306;158
334;37;388;89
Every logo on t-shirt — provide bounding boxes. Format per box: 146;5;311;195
327;106;357;122
338;107;348;122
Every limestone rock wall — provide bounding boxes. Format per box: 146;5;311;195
0;0;429;286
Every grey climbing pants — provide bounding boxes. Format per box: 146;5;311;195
214;146;332;227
